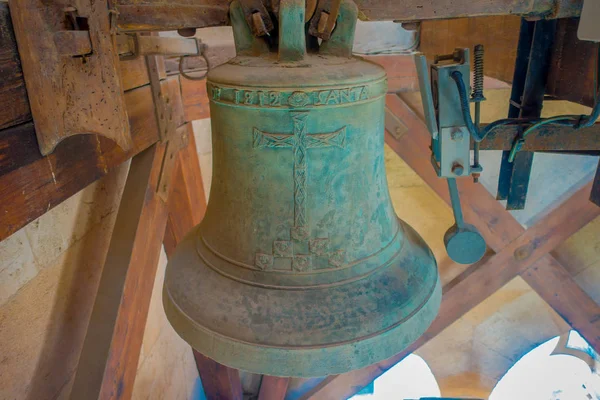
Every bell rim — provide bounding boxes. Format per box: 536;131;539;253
163;275;441;377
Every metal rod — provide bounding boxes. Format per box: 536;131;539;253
447;178;465;229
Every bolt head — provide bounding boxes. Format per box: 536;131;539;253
452;163;464;176
450;128;464;141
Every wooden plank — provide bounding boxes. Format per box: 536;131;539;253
193;351;243;400
9;0;132;155
181;77;211;121
114;0;581;31
70;143;169;400
0;1;159;131
477;122;600;152
258;376;290;400
547;18;597;107
420;15;521;83
162;129;244;400
163;127;207;256
116;2;229;32
0;80;167;241
522;257;600;352
0;3;30;130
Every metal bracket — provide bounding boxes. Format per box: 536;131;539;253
9;0;132;156
238;0;274;36
415;48;472;179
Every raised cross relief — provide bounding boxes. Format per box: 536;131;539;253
253;112;347;271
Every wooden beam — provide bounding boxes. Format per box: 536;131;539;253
477;122;600;152
258;376;290;400
114;0;581;32
70;143;169;400
522;258;600;350
193;352;243;400
163;128;207;256
162;130;244;400
0;81;163;241
306;94;600;399
0;3;30;130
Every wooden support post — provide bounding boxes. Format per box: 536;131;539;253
193;352;244;400
162;131;243;400
70;144;169;400
258;376;290;400
305;93;600;399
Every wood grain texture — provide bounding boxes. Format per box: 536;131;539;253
522;257;600;351
0;80;170;241
193;351;243;400
0;3;30;130
163;127;207;256
9;0;132;155
258;376;290;400
114;0;581;31
420;16;521;83
181;77;211;121
162;127;243;400
70;143;168;400
547;18;597;107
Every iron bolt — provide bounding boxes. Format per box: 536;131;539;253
452;163;464;176
450;128;464;141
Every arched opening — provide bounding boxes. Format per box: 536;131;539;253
350;354;440;399
490;330;600;399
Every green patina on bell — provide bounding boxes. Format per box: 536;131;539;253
163;0;441;377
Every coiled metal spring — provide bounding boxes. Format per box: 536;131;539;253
472;44;485;102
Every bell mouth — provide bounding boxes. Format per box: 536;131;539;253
163;220;441;377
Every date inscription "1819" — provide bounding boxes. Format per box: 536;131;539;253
209;85;371;108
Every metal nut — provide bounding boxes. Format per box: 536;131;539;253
452;162;464;176
450;128;464;141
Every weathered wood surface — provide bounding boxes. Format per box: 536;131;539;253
0;80;169;241
162;129;244;400
0;3;30;130
114;0;582;31
0;13;169;242
258;376;290;400
420;16;521;83
305;94;600;399
547;18;598;108
193;351;244;400
9;0;132;155
522;258;600;350
70;143;169;400
163;127;207;256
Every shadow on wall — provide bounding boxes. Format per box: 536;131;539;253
24;176;122;400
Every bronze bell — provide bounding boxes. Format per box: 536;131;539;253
163;0;441;377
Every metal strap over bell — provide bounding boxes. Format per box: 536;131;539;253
163;0;441;377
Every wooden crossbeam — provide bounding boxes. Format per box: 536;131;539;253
305;93;600;399
522;258;600;350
